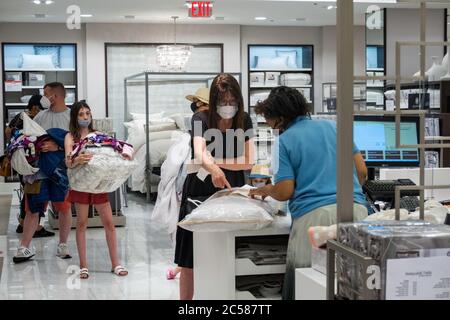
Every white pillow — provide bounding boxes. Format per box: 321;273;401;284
147;122;177;132
178;190;275;232
124;119;180;151
149;130;183;142
276;50;298;69
21;54;55;69
255;56;289;70
124;120;145;150
149;138;175;166
129;111;165;121
170;113;193;131
148;118;176;125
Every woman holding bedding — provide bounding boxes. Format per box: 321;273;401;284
175;74;255;300
65;101;131;279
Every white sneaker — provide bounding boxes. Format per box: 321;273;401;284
56;243;72;259
13;246;35;264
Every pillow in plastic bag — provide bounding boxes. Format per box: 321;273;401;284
178;189;275;232
68;146;138;193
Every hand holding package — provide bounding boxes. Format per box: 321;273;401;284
68;145;138;194
178;187;276;232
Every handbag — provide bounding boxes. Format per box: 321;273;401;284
0;155;12;177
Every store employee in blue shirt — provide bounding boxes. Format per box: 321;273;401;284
249;86;368;300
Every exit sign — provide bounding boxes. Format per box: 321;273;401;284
189;1;213;18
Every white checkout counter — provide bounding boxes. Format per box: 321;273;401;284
193;214;291;300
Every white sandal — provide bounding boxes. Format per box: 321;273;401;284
111;265;128;276
79;268;89;279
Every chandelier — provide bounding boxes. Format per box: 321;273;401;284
156;16;193;72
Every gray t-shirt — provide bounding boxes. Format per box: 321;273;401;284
34;108;70;131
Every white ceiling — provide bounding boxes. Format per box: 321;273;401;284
0;0;448;26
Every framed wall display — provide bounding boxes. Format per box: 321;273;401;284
105;43;223;138
247;44;314;123
2;43;78;150
248;44;314;163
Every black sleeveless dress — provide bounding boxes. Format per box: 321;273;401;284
174;111;254;268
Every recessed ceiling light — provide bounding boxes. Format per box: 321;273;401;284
327;5;336;10
81;14;93;18
254;17;267;21
32;0;54;5
215;16;225;21
34;13;46;18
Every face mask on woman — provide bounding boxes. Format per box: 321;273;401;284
253;182;266;188
217;105;238;119
78;119;91;127
190;102;198;113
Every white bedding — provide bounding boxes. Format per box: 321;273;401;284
125;111;191;194
128;144;161;193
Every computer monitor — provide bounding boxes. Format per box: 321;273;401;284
353;115;420;168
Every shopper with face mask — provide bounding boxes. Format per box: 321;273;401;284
249;164;272;188
64;101;129;279
249;86;368;300
186;87;210;114
175;74;255;300
13;82;73;263
6;94;55;238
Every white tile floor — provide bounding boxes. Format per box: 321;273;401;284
0;192;180;300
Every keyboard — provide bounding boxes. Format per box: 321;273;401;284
363;179;419;201
399;196;420;212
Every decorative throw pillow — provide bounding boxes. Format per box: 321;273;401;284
21;54;55;69
255;56;289;70
276;50;298;69
34;45;61;68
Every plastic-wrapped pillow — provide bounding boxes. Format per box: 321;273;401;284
68;146;138;193
178;188;275;232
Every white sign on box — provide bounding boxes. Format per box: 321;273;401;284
386;254;450;300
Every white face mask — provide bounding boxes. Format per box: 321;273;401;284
40;96;51;109
253;182;266;188
217;105;238;120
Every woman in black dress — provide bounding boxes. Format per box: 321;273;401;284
175;73;255;300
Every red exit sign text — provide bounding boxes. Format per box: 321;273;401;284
189;1;212;18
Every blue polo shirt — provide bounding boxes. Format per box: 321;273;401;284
273;116;367;220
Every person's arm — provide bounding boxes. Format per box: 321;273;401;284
64;133;75;168
354;152;367;186
65;133;92;168
250;180;295;201
193;136;231;189
4;127;12;141
217;138;255;171
249;139;296;201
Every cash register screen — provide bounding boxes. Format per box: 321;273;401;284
354;116;420;167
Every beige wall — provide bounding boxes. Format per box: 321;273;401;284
85;23;241;118
321;25;366;83
386;8;446;77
